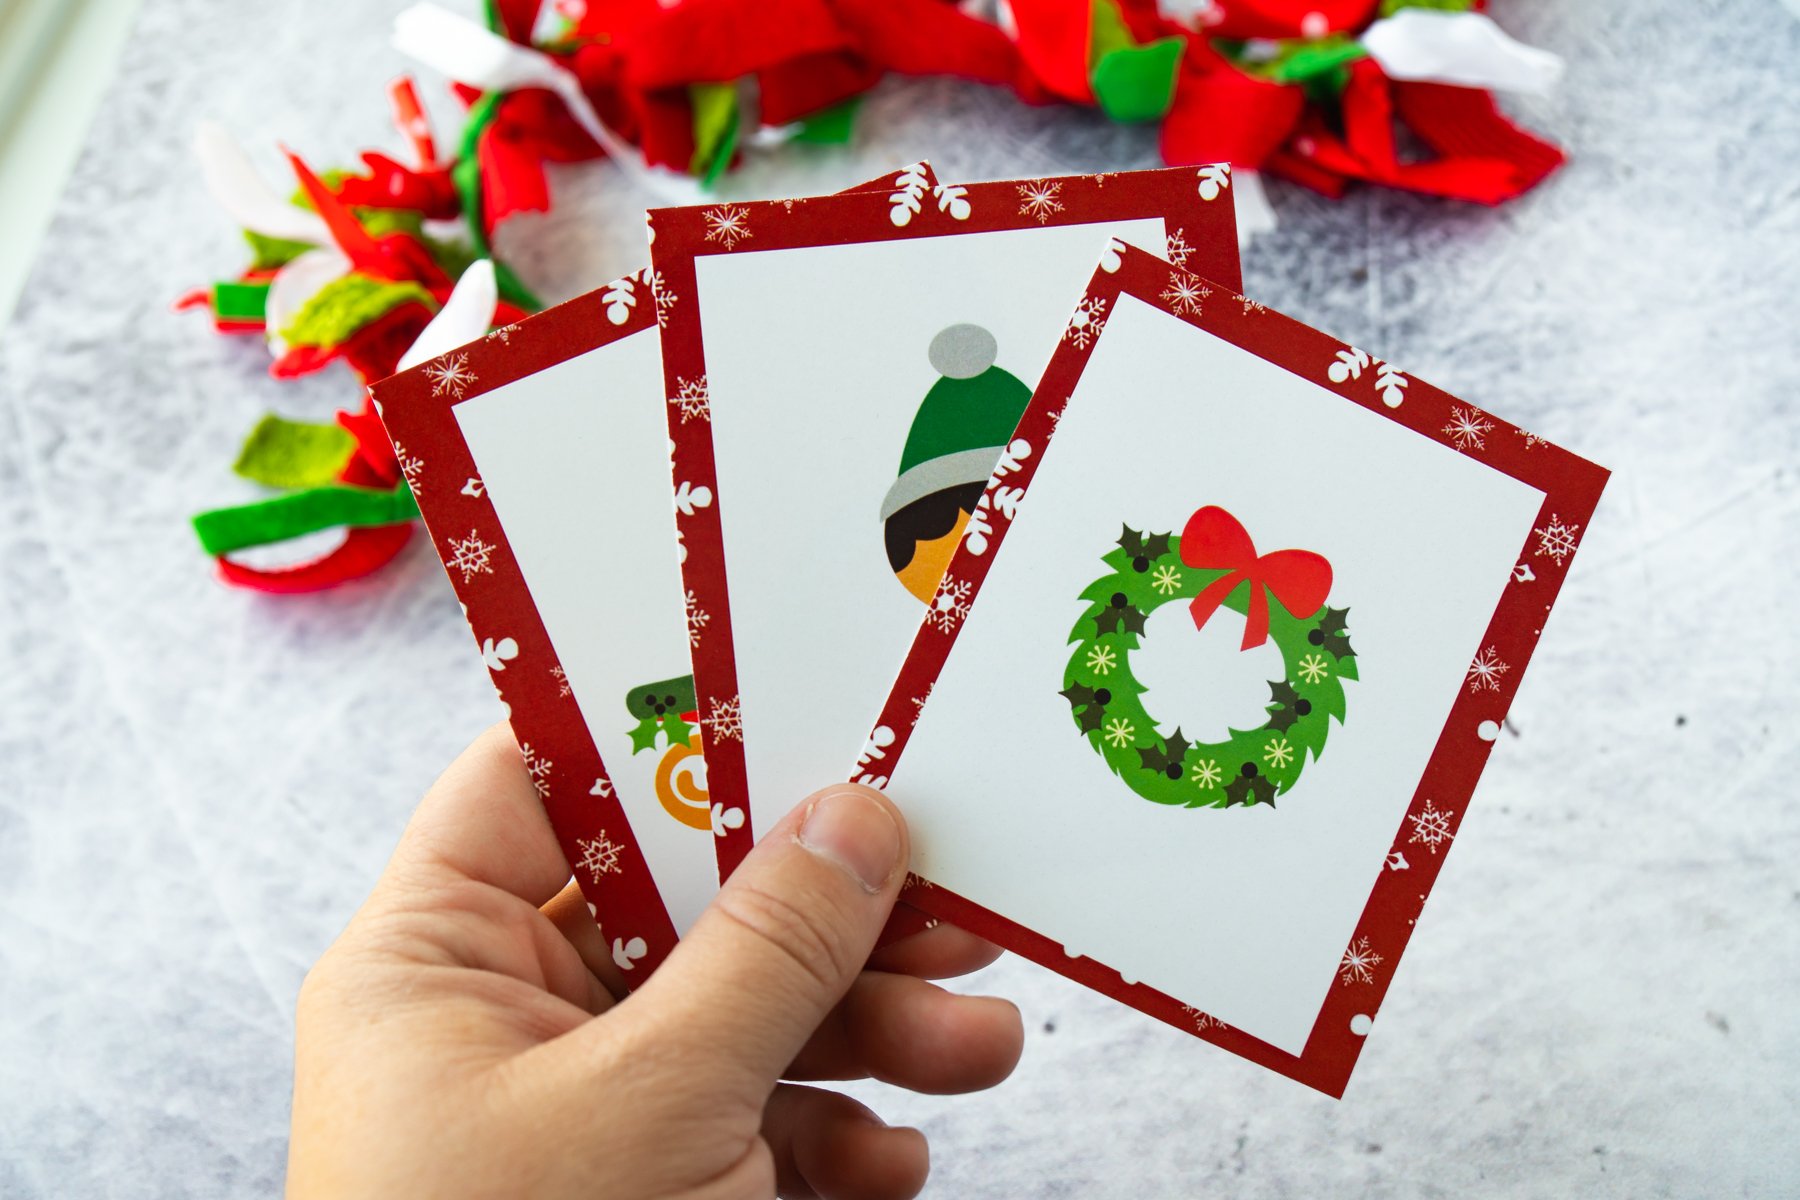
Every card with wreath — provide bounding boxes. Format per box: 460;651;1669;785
649;164;1243;876
859;242;1608;1095
372;166;938;980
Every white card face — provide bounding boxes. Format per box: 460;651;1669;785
694;219;1167;835
890;296;1547;1055
454;333;717;933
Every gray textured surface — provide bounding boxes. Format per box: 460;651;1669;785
3;1;1798;1195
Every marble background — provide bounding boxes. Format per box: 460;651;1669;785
2;1;1797;1195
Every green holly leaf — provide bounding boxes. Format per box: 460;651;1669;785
1060;683;1098;709
662;715;692;747
1324;631;1356;661
1317;606;1351;639
1076;704;1108;734
1118;605;1148;636
1117;525;1146;558
1138;727;1192;775
1225;771;1276;808
628;716;662;754
1142;531;1173;559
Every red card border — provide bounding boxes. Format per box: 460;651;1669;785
650;164;1245;879
372;282;682;977
371;167;935;980
860;243;1610;1097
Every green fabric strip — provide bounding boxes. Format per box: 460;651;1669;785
792;99;859;145
232;415;358;490
453;90;544;312
1266;35;1369;85
690;82;740;186
1091;38;1183;122
192;484;420;556
1380;0;1474;13
212;281;270;322
278;275;435;352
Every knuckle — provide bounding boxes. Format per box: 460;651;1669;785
712;880;858;995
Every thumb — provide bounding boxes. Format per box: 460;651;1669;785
617;782;907;1097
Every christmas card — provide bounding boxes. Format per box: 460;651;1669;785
373;166;943;980
859;242;1608;1096
649;164;1243;878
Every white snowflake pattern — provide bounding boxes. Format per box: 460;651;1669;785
393;442;424;491
1264;736;1294;769
1150;563;1183;595
1515;427;1546;451
445;528;495;583
1159;272;1210;318
519;742;553;799
425;352;476;399
576;832;625;882
484;324;515;345
1239;295;1268;316
910;684;934;726
669;375;710;424
1103;717;1137;749
1340;935;1383;986
551;664;571;698
1196;164;1231;200
1017;179;1064;223
1165;229;1192;268
703;693;743;742
927;575;972;633
1406;798;1455;855
702;203;752;249
1181;1005;1224;1033
1085;644;1118;675
1298;653;1330;684
683;589;710;648
1443;405;1495;451
1534;513;1579;564
1065;296;1107;349
644;268;677;327
1191;758;1223;790
1466;645;1510;693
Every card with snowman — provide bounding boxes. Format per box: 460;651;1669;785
373;166;951;979
854;241;1608;1095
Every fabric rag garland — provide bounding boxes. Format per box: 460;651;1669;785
183;0;1564;591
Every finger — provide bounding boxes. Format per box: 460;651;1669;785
784;972;1023;1094
383;723;571;907
611;783;907;1100
866;922;1003;980
763;1084;928;1200
541;879;624;1013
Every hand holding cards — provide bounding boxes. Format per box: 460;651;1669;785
373;163;1606;1095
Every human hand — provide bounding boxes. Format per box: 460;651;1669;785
287;725;1022;1199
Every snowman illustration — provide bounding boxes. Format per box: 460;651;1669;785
880;324;1032;604
625;675;710;830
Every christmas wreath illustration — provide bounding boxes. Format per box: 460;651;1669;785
626;674;711;831
1060;507;1357;809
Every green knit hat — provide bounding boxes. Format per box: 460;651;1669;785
880;325;1032;521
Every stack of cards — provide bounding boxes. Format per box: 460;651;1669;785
373;161;1606;1096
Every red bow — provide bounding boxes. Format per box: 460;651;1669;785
1180;506;1332;650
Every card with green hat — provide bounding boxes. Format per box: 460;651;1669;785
649;165;1243;873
